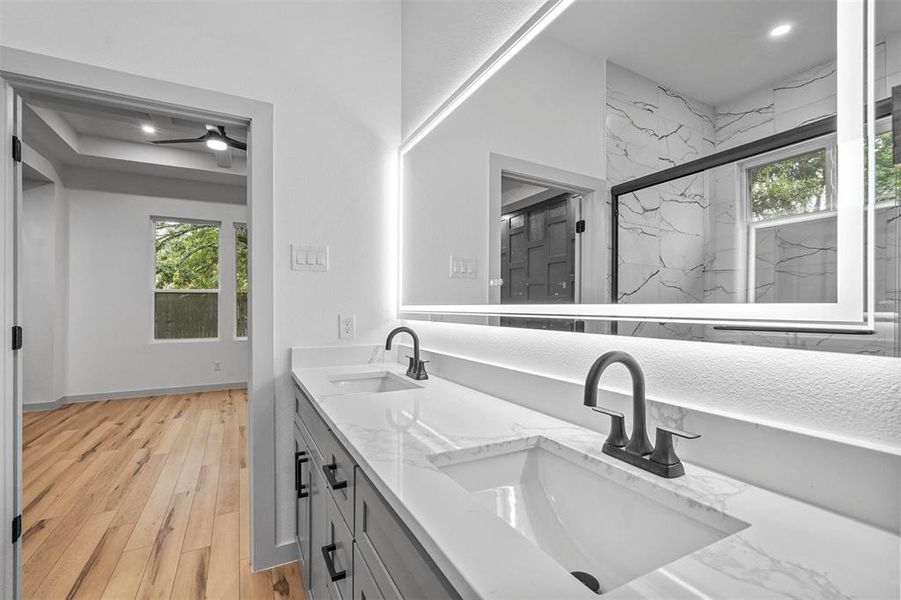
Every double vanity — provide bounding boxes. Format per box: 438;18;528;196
291;336;899;599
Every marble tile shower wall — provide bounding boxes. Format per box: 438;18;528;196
606;47;901;355
606;62;714;339
704;60;840;310
704;38;901;355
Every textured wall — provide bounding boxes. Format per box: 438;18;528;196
413;320;901;447
402;0;548;139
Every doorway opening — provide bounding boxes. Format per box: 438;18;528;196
499;174;584;331
0;56;281;598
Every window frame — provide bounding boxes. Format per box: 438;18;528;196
151;216;223;342
234;222;248;340
740;135;838;304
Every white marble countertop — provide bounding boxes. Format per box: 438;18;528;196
292;360;900;599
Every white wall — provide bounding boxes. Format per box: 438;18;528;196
400;2;901;449
20;147;68;408
403;36;604;305
401;0;548;139
66;187;248;397
0;0;401;555
21;184;56;405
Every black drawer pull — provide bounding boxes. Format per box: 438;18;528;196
322;462;348;490
295;451;309;499
321;543;346;582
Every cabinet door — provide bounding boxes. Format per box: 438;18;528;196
355;470;458;600
309;456;330;600
295;432;312;588
324;491;353;600
353;546;385;600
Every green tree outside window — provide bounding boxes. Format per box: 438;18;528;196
235;224;248;338
748;148;828;221
154;220;220;339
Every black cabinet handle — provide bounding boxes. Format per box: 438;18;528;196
295;451;309;499
322;462;347;490
321;543;346;582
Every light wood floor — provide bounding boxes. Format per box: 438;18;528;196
21;389;304;600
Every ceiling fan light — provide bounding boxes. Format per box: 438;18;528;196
207;139;228;151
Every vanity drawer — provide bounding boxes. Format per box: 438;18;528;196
353;545;392;600
354;469;458;600
323;488;354;600
295;383;356;529
295;384;330;462
319;429;356;530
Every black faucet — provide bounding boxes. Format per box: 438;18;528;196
385;327;428;380
583;351;698;478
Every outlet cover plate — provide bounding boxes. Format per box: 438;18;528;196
339;314;355;339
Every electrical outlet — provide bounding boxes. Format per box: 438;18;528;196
339;314;355;339
213;361;222;372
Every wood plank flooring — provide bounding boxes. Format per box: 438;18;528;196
22;389;304;600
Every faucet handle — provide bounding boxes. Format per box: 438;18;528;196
649;426;700;467
591;407;629;448
410;359;429;381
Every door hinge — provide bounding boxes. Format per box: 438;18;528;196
11;326;22;351
11;514;21;543
575;220;586;233
11;136;21;163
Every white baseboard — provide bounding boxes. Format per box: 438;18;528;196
23;381;248;412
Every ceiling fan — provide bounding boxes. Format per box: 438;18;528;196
151;124;246;152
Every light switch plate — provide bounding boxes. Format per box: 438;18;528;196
292;244;329;271
449;255;477;279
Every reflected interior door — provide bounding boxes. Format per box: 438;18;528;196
500;193;579;331
501;193;575;304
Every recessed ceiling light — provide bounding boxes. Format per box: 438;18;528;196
141;124;156;134
770;23;792;38
206;139;228;151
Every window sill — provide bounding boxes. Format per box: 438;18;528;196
151;337;221;344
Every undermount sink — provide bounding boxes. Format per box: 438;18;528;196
433;439;747;594
324;371;422;395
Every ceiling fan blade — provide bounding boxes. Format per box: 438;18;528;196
224;137;247;151
216;125;247;151
151;135;208;145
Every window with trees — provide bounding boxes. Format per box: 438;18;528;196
235;224;248;338
154;219;220;339
743;138;837;303
875;129;901;202
746;145;833;222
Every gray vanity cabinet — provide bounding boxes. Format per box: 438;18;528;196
324;487;354;600
309;459;330;600
354;472;457;600
294;430;312;587
294;382;460;600
352;546;385;600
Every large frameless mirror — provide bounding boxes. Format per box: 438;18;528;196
401;0;901;356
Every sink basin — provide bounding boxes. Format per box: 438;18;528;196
433;439;747;594
324;371;422;395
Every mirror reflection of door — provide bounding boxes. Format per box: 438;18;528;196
498;174;583;331
501;193;576;304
